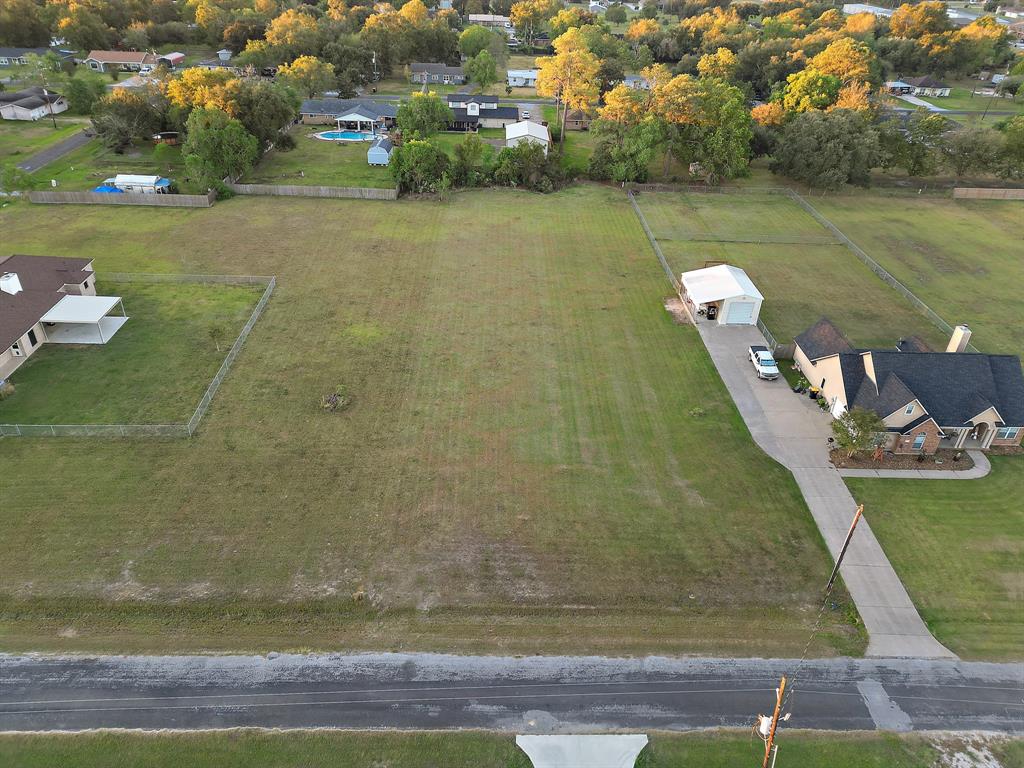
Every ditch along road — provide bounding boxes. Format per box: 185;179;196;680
0;653;1021;733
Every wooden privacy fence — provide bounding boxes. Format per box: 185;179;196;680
28;190;216;207
229;182;398;200
952;187;1024;200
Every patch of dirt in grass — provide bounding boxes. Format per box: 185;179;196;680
103;561;159;601
932;734;1010;768
664;296;691;324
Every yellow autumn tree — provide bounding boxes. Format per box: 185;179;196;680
536;28;600;144
276;56;336;97
751;101;786;126
829;80;873;113
808;37;874;84
625;18;660;49
697;47;738;80
844;11;876;37
164;67;234;110
265;8;320;54
597;83;647;127
399;0;429;26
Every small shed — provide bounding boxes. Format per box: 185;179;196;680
367;136;394;166
505;120;551;155
157;51;186;69
679;264;763;325
105;174;171;194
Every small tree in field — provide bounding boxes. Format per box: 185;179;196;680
832;407;886;457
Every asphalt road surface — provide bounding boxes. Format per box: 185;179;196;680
16;129;92;173
1;654;1021;733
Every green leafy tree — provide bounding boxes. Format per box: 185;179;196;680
881;111;947;177
64;76;107;115
0;0;51;47
940;126;1004;178
390;139;450;193
451;133;490;187
276;56;336;98
588;120;659;182
0;164;39;193
466;50;498;92
152;142;176;171
779;67;842;113
221;79;300;152
684;78;753;184
770;110;881;190
183;107;259;187
995;115;1024;179
832;407;886;457
396;92;453;138
459;25;498;58
493;141;555;191
91;90;162;151
605;5;628;23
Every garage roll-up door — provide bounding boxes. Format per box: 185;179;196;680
725;301;755;324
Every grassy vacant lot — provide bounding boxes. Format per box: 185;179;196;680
244;130;393;188
0;187;861;656
846;457;1024;660
633;191;948;348
4;730;1009;768
0;117;87;164
812;195;1024;355
0;282;261;425
920;86;1024;114
38;138;203;193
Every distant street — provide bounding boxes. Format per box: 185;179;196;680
16;129;92;173
1;653;1021;733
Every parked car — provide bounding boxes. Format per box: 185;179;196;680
748;345;780;380
522;109;531;119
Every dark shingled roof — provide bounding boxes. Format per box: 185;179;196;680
299;98;397;119
410;62;464;75
795;317;855;361
904;75;949;89
448;93;497;105
896;335;932;353
0;255;93;353
450;106;520;123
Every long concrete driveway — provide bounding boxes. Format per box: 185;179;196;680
696;323;955;659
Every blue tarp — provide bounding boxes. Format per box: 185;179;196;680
92;185;125;193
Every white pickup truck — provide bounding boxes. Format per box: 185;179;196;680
748;345;780;380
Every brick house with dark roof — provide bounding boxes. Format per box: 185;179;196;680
793;317;1024;453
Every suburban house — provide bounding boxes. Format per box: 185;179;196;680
83;50;157;73
507;69;539;87
198;49;243;73
679;264;763;325
0;255;128;382
565;108;592;131
841;3;894;17
793;318;1024;453
902;75;951;97
0;46;74;66
589;1;609;13
505;120;551;155
0;87;68;121
410;62;466;85
623;74;651;90
367;136;394;166
447;94;520;130
299;98;397;130
467;13;512;30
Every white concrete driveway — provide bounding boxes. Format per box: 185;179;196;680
697;322;955;659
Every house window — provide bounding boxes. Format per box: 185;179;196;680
820;378;826;388
27;329;37;347
11;342;22;357
904;403;915;415
996;427;1020;440
912;433;926;451
83;280;89;289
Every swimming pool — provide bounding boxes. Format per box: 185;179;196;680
315;130;376;141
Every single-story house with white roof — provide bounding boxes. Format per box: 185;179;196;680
679;264;763;325
0;255;127;381
505;120;551;155
367;136;394;165
507;69;539;87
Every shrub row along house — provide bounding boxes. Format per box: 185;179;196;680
0;256;128;382
0;87;68;121
794;318;1024;454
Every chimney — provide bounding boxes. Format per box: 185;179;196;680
946;324;972;353
0;272;22;296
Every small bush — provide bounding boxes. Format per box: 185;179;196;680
0;381;15;400
275;133;297;152
320;385;352;413
211;180;234;200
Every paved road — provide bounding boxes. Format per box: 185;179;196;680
16;129;91;172
695;324;956;660
0;653;1020;733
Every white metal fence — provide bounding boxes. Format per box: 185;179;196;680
0;273;275;439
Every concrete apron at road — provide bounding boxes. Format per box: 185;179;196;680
695;323;956;660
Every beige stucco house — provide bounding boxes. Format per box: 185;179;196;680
0;255;128;382
794;318;1024;454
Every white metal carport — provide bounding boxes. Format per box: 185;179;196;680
40;294;128;344
679;264;763;326
515;735;649;768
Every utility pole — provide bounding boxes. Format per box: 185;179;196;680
826;505;864;593
43;86;57;130
755;675;787;768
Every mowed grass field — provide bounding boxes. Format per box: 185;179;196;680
0;118;87;164
846;457;1024;660
0;188;862;656
242;129;394;188
0;282;262;424
5;729;1008;768
633;192;948;348
812;196;1024;355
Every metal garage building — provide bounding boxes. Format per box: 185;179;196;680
680;264;763;325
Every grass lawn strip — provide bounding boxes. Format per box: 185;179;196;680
0;281;263;425
0;118;88;163
810;195;1024;355
846;456;1024;661
1;730;1012;767
0;188;860;657
35;138;203;193
243;130;394;188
